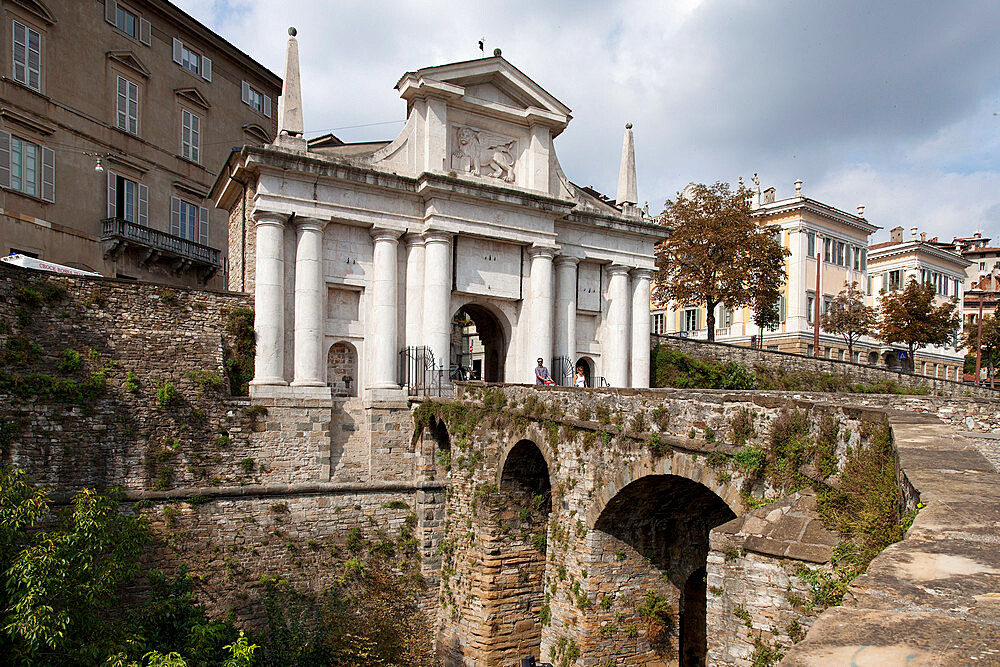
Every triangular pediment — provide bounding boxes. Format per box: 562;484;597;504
10;0;55;24
175;87;210;110
107;51;150;77
396;56;572;134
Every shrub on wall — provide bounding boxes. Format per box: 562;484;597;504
223;308;255;396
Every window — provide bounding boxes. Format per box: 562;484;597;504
116;76;139;134
806;231;815;257
12;20;41;91
806;294;815;324
242;81;272;118
807;344;814;357
180;109;200;163
836;241;845;266
838;349;845;361
718;305;733;328
860;248;867;271
115;4;137;37
853;246;861;270
107;171;148;224
778;295;786;323
888;269;903;291
650;312;665;335
682;308;699;332
823;296;832;314
170;196;209;244
955;278;960;296
981;262;987;271
823;237;832;263
172;38;212;81
0;131;54;201
106;1;151;44
866;276;873;295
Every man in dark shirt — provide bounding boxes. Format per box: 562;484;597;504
535;358;552;385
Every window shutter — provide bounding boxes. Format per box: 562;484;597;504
40;146;54;203
107;170;117;218
263;95;272;118
170;196;181;236
191;113;200;163
882;273;888;291
0;131;10;189
201;56;211;82
105;0;116;24
139;18;151;45
172;38;183;64
137;183;148;226
198;206;209;245
241;81;251;104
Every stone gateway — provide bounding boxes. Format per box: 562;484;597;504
212;30;667;402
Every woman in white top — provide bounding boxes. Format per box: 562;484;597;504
574;366;587;388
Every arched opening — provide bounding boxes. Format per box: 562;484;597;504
451;304;508;383
591;475;736;665
476;439;550;662
575;356;594;388
867;350;879;365
327;341;358;396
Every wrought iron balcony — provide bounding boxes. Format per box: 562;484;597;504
100;217;221;282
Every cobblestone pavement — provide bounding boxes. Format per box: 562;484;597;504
958;432;1000;471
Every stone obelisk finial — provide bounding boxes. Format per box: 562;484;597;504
616;122;638;213
275;27;307;151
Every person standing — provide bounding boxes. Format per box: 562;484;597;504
574;366;587;388
535;358;552;385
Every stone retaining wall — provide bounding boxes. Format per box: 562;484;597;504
651;334;993;398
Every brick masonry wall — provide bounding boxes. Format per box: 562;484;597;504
652;334;995;399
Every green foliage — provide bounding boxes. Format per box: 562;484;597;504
155;381;181;408
382;500;410;510
223;308;255;396
638;590;675;640
733;603;752;627
821;281;877;358
650;345;756;389
766;408;812;489
532;532;547;554
243;405;268;420
0;336;42;366
0;470;150;665
58;349;82;374
648;432;672;458
733;444;766;477
187;370;226;394
539;602;551;626
730;407;757;446
750;633;785;667
878;279;961;365
125;371;141;393
157;289;177;305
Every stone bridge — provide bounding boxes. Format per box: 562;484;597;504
418;384;1000;667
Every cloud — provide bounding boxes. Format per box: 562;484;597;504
176;0;1000;244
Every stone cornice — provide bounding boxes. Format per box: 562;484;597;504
755;196;880;236
868;241;972;270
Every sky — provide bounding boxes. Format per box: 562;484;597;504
175;0;1000;244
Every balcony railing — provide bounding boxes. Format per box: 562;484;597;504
101;218;221;270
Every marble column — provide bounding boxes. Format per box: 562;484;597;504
404;234;425;350
250;212;287;386
554;255;579;369
291;217;328;386
528;246;555;381
422;231;452;373
370;227;403;389
605;264;631;387
630;268;653;389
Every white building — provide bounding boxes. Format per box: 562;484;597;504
212;32;667;401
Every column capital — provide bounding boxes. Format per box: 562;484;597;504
403;232;426;247
292;216;328;232
527;245;557;259
423;230;452;245
606;263;631;276
371;226;404;243
554;254;581;267
251;210;288;227
630;267;655;280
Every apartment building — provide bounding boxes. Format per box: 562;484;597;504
951;233;1000;329
652;181;879;354
652;182;969;379
0;0;280;287
867;226;969;379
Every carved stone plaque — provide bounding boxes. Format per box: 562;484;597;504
450;125;517;183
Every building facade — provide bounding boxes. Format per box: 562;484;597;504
952;233;1000;331
0;0;280;287
867;226;969;379
213;34;666;401
652;183;968;380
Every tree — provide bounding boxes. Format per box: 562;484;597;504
878;279;960;372
960;310;1000;387
654;182;789;341
821;282;877;360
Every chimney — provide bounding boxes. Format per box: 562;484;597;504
890;226;903;243
794;179;803;196
910;226;918;241
920;232;926;242
275;27;307;151
761;187;775;205
857;204;865;217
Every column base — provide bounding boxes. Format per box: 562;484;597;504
290;379;326;387
249;377;288;386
